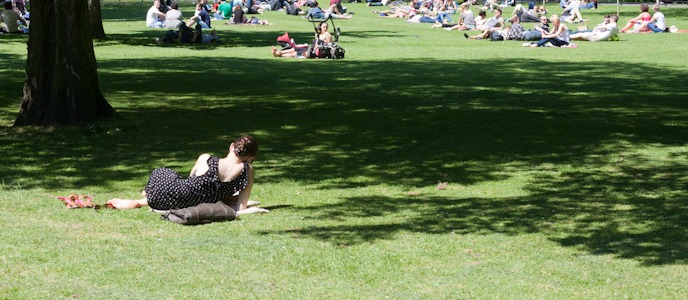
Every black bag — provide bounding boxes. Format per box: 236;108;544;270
162;201;237;225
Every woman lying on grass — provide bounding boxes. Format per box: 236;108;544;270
106;135;269;215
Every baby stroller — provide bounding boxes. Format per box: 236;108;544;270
305;16;345;59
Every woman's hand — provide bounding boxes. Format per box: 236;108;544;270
237;207;270;215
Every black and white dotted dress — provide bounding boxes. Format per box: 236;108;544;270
144;156;249;210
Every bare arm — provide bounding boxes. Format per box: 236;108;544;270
630;13;644;22
235;165;269;215
189;154;211;176
543;24;564;38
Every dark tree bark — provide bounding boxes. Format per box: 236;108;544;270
90;0;106;39
14;0;115;127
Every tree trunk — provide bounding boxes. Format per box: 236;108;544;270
14;0;115;127
90;0;106;39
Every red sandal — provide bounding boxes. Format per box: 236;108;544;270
57;194;80;209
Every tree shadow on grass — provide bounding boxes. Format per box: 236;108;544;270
259;155;687;265
0;55;686;265
258;145;687;265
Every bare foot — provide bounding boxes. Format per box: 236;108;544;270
271;46;282;57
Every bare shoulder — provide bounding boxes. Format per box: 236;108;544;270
219;161;248;182
196;153;211;162
191;153;212;176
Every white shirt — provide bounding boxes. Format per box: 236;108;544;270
589;22;618;42
652;11;666;31
0;9;21;32
146;6;162;27
163;9;183;29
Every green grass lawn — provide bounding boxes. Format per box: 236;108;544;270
1;2;687;299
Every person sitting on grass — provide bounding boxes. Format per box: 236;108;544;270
162;2;184;29
512;3;538;23
524;14;575;47
560;0;587;24
0;0;28;33
106;136;269;215
570;14;618;42
11;0;29;19
619;3;651;33
464;8;504;39
647;4;666;33
188;2;212;28
630;4;666;33
313;20;333;44
213;0;233;20
436;2;474;30
473;9;488;30
146;0;166;28
274;20;334;59
521;14;550;40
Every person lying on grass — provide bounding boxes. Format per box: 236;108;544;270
106;135;269;215
570;14;619;42
463;8;504;39
226;3;273;25
156;22;219;44
272;21;333;58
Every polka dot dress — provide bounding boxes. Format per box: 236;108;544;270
144;156;249;210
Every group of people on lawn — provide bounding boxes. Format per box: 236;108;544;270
147;0;273;29
0;0;29;34
149;0;276;44
144;0;671;48
376;0;668;47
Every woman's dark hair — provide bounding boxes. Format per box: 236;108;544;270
4;1;13;9
171;2;179;9
640;3;648;12
478;10;486;17
233;135;258;158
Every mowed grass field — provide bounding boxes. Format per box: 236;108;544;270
0;2;687;299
